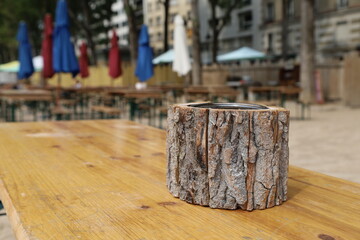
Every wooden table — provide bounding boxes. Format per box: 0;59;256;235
0;89;52;101
0;120;359;239
0;90;53;121
248;86;302;107
208;87;239;102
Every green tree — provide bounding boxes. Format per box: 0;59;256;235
208;0;243;63
0;0;115;65
68;0;116;65
123;0;143;66
0;0;54;63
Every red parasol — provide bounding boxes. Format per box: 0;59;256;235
108;30;122;79
41;14;54;79
79;42;89;78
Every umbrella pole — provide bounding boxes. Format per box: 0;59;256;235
56;73;61;106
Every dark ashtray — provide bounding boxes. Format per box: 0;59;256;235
188;102;269;110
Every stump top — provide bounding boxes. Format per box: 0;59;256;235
0;120;359;239
179;102;287;112
189;102;269;110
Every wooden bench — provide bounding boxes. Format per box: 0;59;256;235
51;106;71;120
91;105;121;119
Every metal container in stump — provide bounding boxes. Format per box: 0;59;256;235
166;103;290;210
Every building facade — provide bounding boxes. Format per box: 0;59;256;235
143;0;192;54
111;0;360;62
262;0;360;61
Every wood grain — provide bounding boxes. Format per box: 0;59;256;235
0;120;359;239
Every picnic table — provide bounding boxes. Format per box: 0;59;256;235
124;89;163;124
0;120;359;239
248;86;302;107
106;88;163;122
0;89;53;121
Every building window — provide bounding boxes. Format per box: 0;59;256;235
156;1;161;10
148;3;152;11
337;0;348;8
242;0;251;5
287;0;294;19
157;32;162;41
149;18;153;26
156;16;161;26
238;11;252;30
170;0;177;6
266;2;274;23
268;33;274;53
170;14;176;23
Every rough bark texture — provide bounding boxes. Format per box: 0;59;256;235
166;105;209;205
166;104;289;210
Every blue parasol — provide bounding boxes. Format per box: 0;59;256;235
53;0;79;76
135;25;154;82
16;22;34;79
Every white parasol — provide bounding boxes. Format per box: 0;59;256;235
172;15;191;76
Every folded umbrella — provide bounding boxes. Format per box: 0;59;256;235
172;15;191;76
41;14;55;78
79;42;89;78
108;30;122;79
135;25;154;82
17;22;34;80
53;0;79;77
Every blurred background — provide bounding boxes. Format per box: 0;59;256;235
0;0;360;238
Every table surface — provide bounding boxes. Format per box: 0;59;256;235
0;120;359;240
249;86;301;93
0;89;52;96
0;89;53;102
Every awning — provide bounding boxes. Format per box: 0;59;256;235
217;47;265;62
0;56;43;72
153;49;174;64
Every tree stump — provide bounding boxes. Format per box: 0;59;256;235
166;103;290;211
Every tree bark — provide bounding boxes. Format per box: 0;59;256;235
167;105;209;205
167;104;290;211
281;0;288;59
124;0;138;66
208;0;241;64
68;8;97;66
300;0;315;103
210;2;218;64
82;0;97;65
191;0;202;85
163;0;170;52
